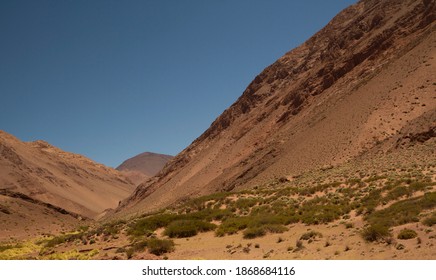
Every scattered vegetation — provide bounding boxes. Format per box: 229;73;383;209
164;219;216;238
397;229;418;240
0;243;22;253
422;213;436;226
4;156;435;259
361;224;391;242
366;192;436;229
147;238;175;256
300;231;323;240
243;227;266;239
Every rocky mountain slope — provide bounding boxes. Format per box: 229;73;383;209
0;130;135;221
116;152;173;185
117;0;435;217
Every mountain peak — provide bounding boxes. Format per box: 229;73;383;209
116;152;173;184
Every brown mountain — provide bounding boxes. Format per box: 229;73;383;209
0;130;135;222
116;0;435;217
116;152;173;185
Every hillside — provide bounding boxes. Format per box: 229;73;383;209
7;137;433;259
116;152;173;185
117;0;436;216
0;130;135;224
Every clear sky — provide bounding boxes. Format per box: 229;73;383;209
0;0;356;168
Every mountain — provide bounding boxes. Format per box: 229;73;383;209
0;130;135;222
116;152;174;185
116;0;435;216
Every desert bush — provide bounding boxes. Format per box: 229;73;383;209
216;217;250;237
147;238;174;256
44;232;84;248
235;198;258;210
45;236;67;248
397;229;418;240
422;213;436;226
127;213;178;237
249;214;291;227
99;220;125;236
384;186;410;202
295;240;304;250
187;192;232;210
0;243;22;253
359;189;382;214
164;219;216;238
250;205;272;215
361;224;390;242
125;248;134;259
384;181;429;202
366;192;436;229
243;227;266;239
299;200;350;225
300;230;323;240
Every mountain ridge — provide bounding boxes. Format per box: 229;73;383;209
116;152;173;185
0;130;135;220
115;0;435;217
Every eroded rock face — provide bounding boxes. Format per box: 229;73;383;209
116;0;436;217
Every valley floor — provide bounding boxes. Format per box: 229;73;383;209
1;139;435;260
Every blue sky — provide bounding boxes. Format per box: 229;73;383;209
0;0;356;167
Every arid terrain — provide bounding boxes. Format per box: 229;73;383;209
0;131;135;241
1;140;434;260
0;0;435;260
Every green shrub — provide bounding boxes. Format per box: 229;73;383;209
147;238;175;256
99;220;125;236
345;222;354;229
249;214;291;227
366;192;436;229
0;243;22;253
127;213;178;237
126;248;134;259
295;240;304;250
235;198;258;210
129;208;232;238
164;219;216;238
131;240;148;252
397;229;417;240
384;181;430;202
44;232;83;248
359;189;382;214
300;230;323;240
422;213;436;226
361;224;390;242
216;217;250;237
243;227;266;239
186;192;232;210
